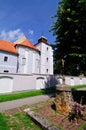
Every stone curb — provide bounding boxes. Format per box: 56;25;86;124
24;108;60;130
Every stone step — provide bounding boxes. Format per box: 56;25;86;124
24;108;60;130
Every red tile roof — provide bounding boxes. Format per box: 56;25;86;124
0;40;18;55
15;39;38;51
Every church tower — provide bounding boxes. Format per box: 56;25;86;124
35;36;53;75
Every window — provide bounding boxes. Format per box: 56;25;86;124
46;69;48;73
46;57;48;62
22;58;26;65
4;70;9;73
4;56;8;62
47;47;48;51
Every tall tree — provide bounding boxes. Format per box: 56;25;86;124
51;0;86;75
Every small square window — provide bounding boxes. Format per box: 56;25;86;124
4;56;8;62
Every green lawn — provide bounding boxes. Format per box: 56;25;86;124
0;112;41;130
0;88;55;102
71;84;86;90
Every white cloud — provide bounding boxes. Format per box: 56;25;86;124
0;29;24;42
28;29;34;35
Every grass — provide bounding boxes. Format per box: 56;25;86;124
0;112;41;130
0;88;55;102
0;113;9;130
71;84;86;90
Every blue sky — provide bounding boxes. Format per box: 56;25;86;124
0;0;60;44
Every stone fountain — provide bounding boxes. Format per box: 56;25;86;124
55;77;73;114
55;59;73;114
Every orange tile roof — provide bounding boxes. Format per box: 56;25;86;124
15;39;39;51
0;40;18;55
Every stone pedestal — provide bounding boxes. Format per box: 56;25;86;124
55;84;73;115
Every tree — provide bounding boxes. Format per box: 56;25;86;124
51;0;86;75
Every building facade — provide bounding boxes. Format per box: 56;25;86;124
0;36;53;74
0;40;18;73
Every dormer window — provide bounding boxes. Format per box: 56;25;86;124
4;56;8;62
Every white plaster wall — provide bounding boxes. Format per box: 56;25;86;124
49;47;53;74
36;77;45;90
0;51;17;73
17;46;33;74
0;76;13;93
24;50;33;74
32;51;40;74
35;42;53;75
65;76;86;86
12;74;36;92
37;42;53;74
0;73;86;94
16;46;25;73
35;43;41;51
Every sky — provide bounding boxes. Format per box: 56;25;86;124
0;0;60;44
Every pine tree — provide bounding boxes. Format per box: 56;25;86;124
51;0;86;75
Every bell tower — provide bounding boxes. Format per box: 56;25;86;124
35;36;53;75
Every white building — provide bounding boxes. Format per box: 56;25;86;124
0;36;53;75
35;36;53;74
0;40;18;73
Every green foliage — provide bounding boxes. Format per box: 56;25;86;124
51;0;86;75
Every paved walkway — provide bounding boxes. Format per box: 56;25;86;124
0;95;52;112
